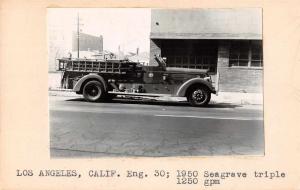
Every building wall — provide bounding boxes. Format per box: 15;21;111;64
150;39;263;93
217;41;263;93
72;32;103;52
151;9;262;40
149;39;161;66
149;9;263;93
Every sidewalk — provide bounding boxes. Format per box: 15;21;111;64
49;88;263;106
211;92;263;105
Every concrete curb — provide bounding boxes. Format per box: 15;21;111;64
212;92;263;105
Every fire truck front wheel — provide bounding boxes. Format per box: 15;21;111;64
83;80;105;102
187;85;211;107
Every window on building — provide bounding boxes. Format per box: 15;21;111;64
161;40;218;73
229;40;263;67
166;55;216;72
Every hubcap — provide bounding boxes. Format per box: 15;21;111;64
192;89;205;102
87;85;99;97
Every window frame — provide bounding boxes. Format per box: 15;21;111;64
229;40;263;68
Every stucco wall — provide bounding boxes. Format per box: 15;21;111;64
151;9;262;40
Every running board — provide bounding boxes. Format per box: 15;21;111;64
107;91;171;97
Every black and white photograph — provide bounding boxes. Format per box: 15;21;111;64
48;8;264;157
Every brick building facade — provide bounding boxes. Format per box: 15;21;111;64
150;9;263;93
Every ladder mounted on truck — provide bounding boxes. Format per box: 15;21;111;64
56;58;141;74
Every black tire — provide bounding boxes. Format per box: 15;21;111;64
187;86;211;107
83;80;105;102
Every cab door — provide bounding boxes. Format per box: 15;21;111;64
143;66;171;93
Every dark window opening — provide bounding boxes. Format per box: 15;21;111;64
229;40;263;67
161;40;218;73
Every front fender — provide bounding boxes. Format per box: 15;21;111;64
176;78;215;97
73;74;107;93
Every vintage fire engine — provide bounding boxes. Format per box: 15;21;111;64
56;55;216;106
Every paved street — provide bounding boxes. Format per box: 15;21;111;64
49;95;264;157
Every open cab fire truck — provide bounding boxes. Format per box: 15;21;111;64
56;55;216;106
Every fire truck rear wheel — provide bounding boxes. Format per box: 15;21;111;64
187;86;211;107
83;80;105;102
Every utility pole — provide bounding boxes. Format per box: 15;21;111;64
77;13;80;58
